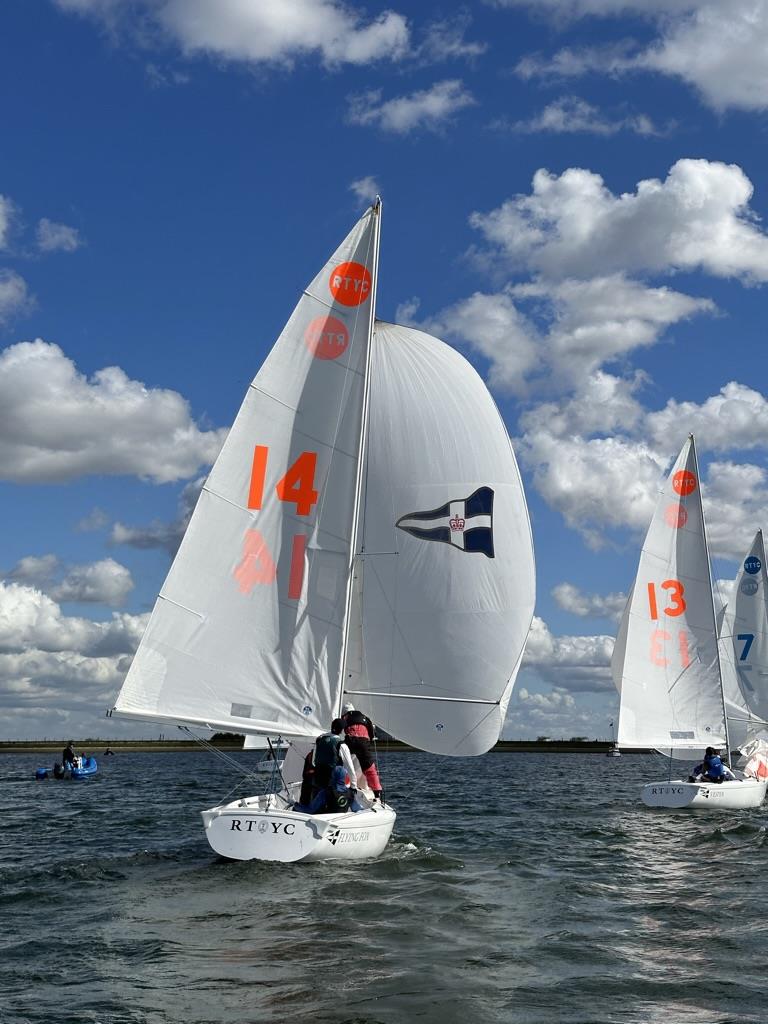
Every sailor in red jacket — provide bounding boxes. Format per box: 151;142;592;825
341;702;384;801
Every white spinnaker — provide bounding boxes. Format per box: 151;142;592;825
114;209;378;738
348;322;535;756
721;531;768;734
616;437;727;750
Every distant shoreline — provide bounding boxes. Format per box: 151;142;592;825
0;739;649;754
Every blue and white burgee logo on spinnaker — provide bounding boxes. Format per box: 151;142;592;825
395;486;495;557
744;555;762;575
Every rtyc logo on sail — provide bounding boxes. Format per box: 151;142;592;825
395;487;495;557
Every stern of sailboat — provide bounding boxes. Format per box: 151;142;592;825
201;794;396;863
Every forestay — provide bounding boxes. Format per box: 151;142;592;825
614;437;727;750
114;210;378;739
345;322;535;755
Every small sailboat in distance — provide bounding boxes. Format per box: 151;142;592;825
606;721;621;757
612;435;767;809
110;199;536;861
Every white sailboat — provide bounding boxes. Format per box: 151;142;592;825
611;435;767;809
110;200;536;861
719;530;768;743
606;720;621;757
242;734;286;773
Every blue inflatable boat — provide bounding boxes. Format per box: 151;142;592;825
35;756;98;780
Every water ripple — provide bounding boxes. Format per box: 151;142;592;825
2;750;767;1023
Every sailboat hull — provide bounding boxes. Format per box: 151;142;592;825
641;777;767;809
201;796;396;862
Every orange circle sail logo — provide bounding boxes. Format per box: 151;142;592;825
665;503;688;529
672;470;697;496
329;262;371;306
304;316;349;360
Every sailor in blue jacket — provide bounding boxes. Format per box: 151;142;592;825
690;747;735;783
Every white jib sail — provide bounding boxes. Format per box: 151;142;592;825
113;208;379;739
615;436;727;750
721;530;768;733
346;322;536;756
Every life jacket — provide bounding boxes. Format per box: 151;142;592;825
343;710;372;739
313;732;342;768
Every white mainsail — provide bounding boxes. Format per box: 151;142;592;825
114;209;379;739
719;530;768;739
345;322;536;755
614;436;727;750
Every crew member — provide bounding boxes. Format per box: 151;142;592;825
313;718;357;793
308;766;363;814
341;702;384;801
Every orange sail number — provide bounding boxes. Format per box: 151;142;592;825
647;579;686;619
237;445;320;600
248;445;319;516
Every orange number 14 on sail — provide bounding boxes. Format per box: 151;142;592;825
247;445;319;515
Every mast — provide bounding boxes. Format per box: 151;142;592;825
692;433;732;763
336;197;382;718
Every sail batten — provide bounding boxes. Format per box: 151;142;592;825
344;690;500;705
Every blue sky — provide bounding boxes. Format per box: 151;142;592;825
3;0;768;740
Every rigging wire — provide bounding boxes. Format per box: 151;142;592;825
179;726;276;794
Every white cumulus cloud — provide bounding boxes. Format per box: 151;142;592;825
647;383;768;455
0;340;226;483
111;476;204;555
0;580;149;737
0;271;32;326
55;0;410;67
0;194;18;249
521;615;616;691
470;160;768;283
347;79;475;134
8;555;134;606
552;583;627;620
349;176;380;204
36;218;83;253
506;1;768;113
503;96;661;136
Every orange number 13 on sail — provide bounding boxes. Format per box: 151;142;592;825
647;580;686;619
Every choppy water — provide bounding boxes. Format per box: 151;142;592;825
2;750;767;1024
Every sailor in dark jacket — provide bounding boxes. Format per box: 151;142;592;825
312;718;345;791
341;702;383;800
62;741;77;767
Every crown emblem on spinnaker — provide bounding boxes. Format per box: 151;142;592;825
395;487;495;558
